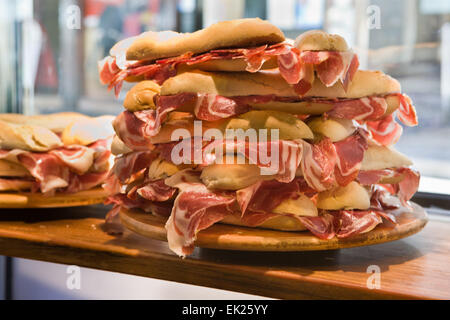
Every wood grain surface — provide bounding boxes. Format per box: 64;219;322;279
119;203;428;251
0;205;448;299
0;188;108;208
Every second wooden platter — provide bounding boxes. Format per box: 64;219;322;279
0;187;108;209
119;202;428;251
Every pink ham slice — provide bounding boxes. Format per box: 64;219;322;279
116;93;414;151
164;170;236;256
325;96;388;121
156;138;303;184
358;167;420;208
366;113;403;146
300;51;359;88
300;138;337;192
0;139;111;194
279;50;359;95
331;210;382;238
100;44;292;97
333;128;369;186
396;93;418;126
112;151;156;183
135;179;177;202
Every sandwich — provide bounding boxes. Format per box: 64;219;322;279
102;20;420;257
0;113;115;206
98;19;358;97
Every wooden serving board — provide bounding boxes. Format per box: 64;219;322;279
0;204;448;299
119;202;428;251
0;187;108;208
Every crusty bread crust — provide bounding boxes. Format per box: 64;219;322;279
295;30;349;51
0;120;62;152
361;145;412;170
0;160;30;177
221;215;308;231
0;112;89;133
124;81;160;111
61;115;115;146
126;18;285;61
161;70;401;99
111;135;132;155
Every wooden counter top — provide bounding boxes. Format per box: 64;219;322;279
0;205;448;299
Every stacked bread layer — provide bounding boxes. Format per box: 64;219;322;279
102;19;419;257
0;113;114;194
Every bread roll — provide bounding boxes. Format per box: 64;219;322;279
0;112;89;133
295;30;349;51
161;70;401;99
0;120;62;152
307;118;356;142
124;81;160;111
61;115;115;146
361;145;412;170
126;18;285;61
0;160;31;177
317;182;370;210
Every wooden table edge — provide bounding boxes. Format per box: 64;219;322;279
0;229;436;300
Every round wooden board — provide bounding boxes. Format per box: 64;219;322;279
0;188;108;209
119;202;428;251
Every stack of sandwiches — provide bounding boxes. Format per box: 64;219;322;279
100;19;419;257
0;112;114;205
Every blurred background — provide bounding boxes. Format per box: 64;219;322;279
0;0;449;299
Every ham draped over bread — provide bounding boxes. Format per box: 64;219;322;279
0;138;111;194
114;93;417;151
100;23;422;257
99;43;359;97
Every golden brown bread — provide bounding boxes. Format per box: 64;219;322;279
294;30;349;51
0;160;31;177
61;115;115;146
0;112;89;133
161;70;401;99
199;145;412;191
126;18;285;61
361;145;412;170
0;120;63;152
124;81;161;111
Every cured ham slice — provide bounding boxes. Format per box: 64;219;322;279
325;96;387;121
297;214;335;239
300;138;337;192
396;94;418;126
158;138;303;183
358;167;420;207
278;50;359;95
100;44;292;97
366;114;403;146
334;129;369;186
165;170;235;256
396;168;420;207
135;179;177;202
357;169;396;185
112;151;155;183
0;139;111;194
236;178;308;215
331;210;382;238
300;51;359;89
